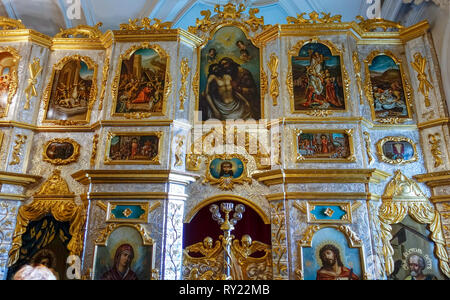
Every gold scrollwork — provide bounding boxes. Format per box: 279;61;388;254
104;131;162;165
98;57;110;111
356;16;404;32
288;38;350;115
42;55;98;125
293;129;356;163
287;12;342;24
0;46;20;118
0;17;26;30
378;170;450;278
55;23;103;39
203;154;252;190
95;223;153;246
24;58;43;110
179;58;190;111
90;134;99;168
296;224;367;280
363;131;374;165
111;43;171;119
42;138;80;165
428;133;443;168
411;52;433;108
376;136;418;165
352;51;364;105
268;53;279;106
364;50;413;124
8;169;86;268
9;134;27;166
270;202;288;280
119;18;173;31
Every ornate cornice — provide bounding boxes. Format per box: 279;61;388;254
0;171;42;187
252;169;391;186
414;171;450;188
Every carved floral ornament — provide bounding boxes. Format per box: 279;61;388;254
378;170;450;278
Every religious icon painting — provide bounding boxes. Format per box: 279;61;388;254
93;224;154;280
42;138;80;165
288;40;348;114
198;26;261;121
298;226;365;280
43;55;97;125
293;129;356;163
111;43;170;118
388;216;445;280
364;51;412;123
0;47;19;118
376;136;418;165
104;131;162;165
203;154;252;190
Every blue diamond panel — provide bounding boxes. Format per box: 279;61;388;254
310;205;347;221
111;205;146;220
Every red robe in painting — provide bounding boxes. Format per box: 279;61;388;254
325;79;342;107
132;86;152;104
316;267;359;280
101;244;138;280
320;136;329;153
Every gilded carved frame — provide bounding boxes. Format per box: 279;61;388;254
203;153;252;190
375;136;418;165
293;128;356;163
296;224;368;280
111;42;172;119
104;131;163;165
378;170;450;279
0;46;20;118
42;55;98;126
287;38;350;116
92;223;155;280
193;22;268;121
364;50;413;124
42;138;80;165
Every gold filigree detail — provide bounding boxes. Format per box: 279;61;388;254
111;43;170;118
188;10;212;34
268;53;279;106
43;138;80;165
42;55;98;125
287;12;342;24
0;17;26;30
304;110;333;117
363;131;374;165
8;169;86;267
192;70;200;101
379;170;450;278
179;58;190;111
9;135;27;166
95;223;153;246
352;51;364;105
0;46;20;118
98;57;110;111
270;202;288;280
245;8;265;31
428;133;443;168
24;58;43;110
174;134;185;167
260;68;268;96
411;52;433;107
203;154;252;190
376;136;418;165
356;16;403;32
119;18;173;31
55;22;103;39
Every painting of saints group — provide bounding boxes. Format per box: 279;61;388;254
292;43;345;112
46;59;94;122
297;132;351;160
114;48;166;115
368;54;409;119
108;134;159;162
199;26;261;121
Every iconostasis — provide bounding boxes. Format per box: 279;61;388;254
0;3;449;280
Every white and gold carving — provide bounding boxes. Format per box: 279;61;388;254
268;53;279;106
179;58;190;111
24;58;42;110
378;170;450;278
9;134;27;166
363;131;374;165
411;52;433;108
428;133;443;168
174;134;185;167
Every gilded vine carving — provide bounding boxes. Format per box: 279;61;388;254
9;135;27;166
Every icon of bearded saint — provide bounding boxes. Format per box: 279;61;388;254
101;244;138;280
316;244;359;280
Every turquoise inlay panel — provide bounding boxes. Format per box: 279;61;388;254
111;205;146;220
310;205;347;221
